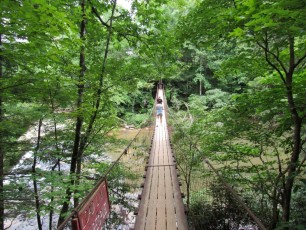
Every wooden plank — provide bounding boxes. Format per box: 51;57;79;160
165;126;174;165
134;129;157;230
135;88;188;230
164;116;188;230
158;128;167;228
165;165;177;229
156;165;166;229
145;166;158;229
134;167;151;230
144;126;159;229
161;118;177;230
171;166;188;230
164;136;172;166
160;127;166;165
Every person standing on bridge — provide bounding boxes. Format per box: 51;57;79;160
157;97;162;104
156;99;163;125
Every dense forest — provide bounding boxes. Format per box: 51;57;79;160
0;0;305;229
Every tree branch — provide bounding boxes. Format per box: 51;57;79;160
257;40;286;84
32;119;43;230
296;154;306;174
294;52;306;69
91;6;110;28
89;0;140;45
0;80;35;91
264;34;288;75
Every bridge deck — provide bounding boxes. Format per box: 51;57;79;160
134;89;188;230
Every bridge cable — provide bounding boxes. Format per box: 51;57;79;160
57;86;159;230
164;94;267;230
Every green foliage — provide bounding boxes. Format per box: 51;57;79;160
1;0;181;227
1;0;305;228
188;89;230;110
289;179;306;227
124;112;149;127
170;49;305;226
188;180;257;230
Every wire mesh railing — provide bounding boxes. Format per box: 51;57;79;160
169;124;266;230
177;161;261;230
57;90;158;230
55;120;155;230
166;93;267;229
102;122;155;230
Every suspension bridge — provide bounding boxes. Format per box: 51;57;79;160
133;88;188;230
57;85;267;230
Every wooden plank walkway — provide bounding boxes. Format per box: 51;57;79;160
134;89;188;230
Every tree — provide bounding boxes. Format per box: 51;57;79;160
171;110;201;210
0;32;4;230
1;0;182;228
1;1;77;229
232;1;306;222
176;0;306;227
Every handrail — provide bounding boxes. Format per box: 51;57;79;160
57;113;154;230
200;151;267;230
57;85;160;230
168;111;267;230
58;83;267;229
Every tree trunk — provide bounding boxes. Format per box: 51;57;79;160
281;37;303;223
74;157;82;207
0;33;4;230
32;119;43;230
48;90;60;229
57;0;86;226
74;0;117;206
260;36;303;225
282;77;302;222
282;116;301;222
49;162;60;230
271;188;279;229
